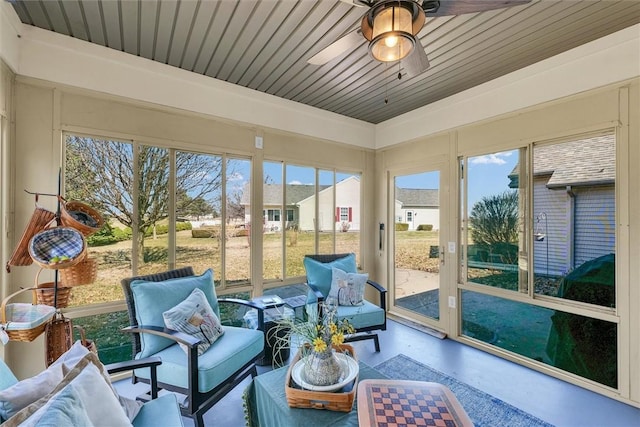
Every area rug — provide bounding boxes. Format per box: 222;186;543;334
375;355;554;427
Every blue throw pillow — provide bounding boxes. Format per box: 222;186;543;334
130;268;219;358
304;254;357;303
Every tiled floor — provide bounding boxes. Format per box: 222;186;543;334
113;318;640;426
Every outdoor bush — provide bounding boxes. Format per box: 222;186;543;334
395;223;409;231
87;224;131;246
417;224;433;231
142;221;192;237
192;227;220;238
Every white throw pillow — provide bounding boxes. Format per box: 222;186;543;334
329;267;368;306
0;364;64;420
4;352;131;427
163;287;224;356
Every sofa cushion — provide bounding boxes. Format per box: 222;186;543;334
0;362;65;421
131;269;219;358
132;394;184;427
0;359;18;392
4;352;130;427
163;288;224;356
134;325;264;393
30;381;93;427
304;253;357;303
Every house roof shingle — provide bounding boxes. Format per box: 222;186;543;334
509;134;615;188
395;188;439;207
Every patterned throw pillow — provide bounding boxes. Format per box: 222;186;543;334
163;288;224;356
329;267;368;306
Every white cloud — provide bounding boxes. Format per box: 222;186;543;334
470;153;509;165
288;180;303;185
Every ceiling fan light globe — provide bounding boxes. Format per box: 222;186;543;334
384;35;398;48
370;32;414;62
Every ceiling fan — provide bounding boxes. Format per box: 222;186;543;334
308;0;532;77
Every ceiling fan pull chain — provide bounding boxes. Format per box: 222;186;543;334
384;63;389;104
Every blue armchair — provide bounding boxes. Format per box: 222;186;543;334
121;267;265;427
304;253;387;351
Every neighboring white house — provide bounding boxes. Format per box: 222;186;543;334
240;176;361;232
514;135;615;277
394;188;440;231
297;176;361;232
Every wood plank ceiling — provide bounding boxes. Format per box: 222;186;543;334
9;0;640;124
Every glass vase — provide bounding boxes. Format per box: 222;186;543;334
302;347;342;386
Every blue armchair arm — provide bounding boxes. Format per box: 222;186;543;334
105;356;162;400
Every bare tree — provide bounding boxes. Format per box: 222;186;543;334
65;136;229;265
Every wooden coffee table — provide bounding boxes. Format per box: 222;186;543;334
357;379;474;427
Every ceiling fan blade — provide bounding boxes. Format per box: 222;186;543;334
425;0;531;17
338;0;373;7
403;45;430;77
308;30;363;65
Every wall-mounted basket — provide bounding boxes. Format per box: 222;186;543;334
6;207;56;271
59;257;97;286
34;269;72;308
58;198;104;237
0;287;56;342
28;226;87;270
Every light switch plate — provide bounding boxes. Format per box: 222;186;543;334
255;136;263;149
448;242;456;253
448;296;456;308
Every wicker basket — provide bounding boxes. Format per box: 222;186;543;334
28;226;87;270
0;287;56;342
6;207;56;271
34;269;72;308
45;311;73;367
59;257;97;286
59;198;104;237
285;344;358;412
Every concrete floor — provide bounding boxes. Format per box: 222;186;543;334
114;318;640;427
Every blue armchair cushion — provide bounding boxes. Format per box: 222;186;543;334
131;268;219;358
304;253;357;303
336;300;385;329
132;394;184;427
163;288;224;356
133;325;264;393
330;267;368;306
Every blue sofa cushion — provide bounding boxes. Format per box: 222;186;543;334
132;394;184;427
131;269;219;358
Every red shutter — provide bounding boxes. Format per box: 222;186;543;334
348;207;352;222
335;207;339;222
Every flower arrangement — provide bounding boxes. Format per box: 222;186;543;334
269;299;355;386
273;299;354;355
306;303;354;354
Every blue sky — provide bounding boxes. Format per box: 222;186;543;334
258;153;520;210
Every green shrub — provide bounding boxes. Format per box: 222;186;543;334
395;223;409;231
87;224;131;246
417;224;433;231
